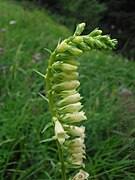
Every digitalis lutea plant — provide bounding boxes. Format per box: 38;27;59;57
41;23;117;180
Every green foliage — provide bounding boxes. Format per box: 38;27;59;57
100;0;135;59
55;0;107;30
0;0;135;179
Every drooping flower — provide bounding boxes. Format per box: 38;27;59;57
57;93;82;107
72;169;89;180
59;102;83;113
54;118;69;145
62;111;87;123
64;125;85;138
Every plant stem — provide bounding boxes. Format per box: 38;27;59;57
56;140;66;180
45;52;66;180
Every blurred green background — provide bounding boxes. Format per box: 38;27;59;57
0;0;135;179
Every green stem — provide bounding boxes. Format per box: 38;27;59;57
56;140;66;180
45;52;66;180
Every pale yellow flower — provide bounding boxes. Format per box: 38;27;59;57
57;93;82;107
72;169;89;180
63;111;87;123
52;80;80;91
59;102;82;113
65;125;85;137
54;120;69;145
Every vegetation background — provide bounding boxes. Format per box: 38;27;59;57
0;0;135;179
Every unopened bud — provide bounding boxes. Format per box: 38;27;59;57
89;28;102;37
62;111;87;123
59;90;77;98
52;61;78;73
62;59;80;67
59;102;82;113
84;36;94;48
52;80;80;92
57;42;68;53
57;93;82;107
78;42;91;51
74;23;86;36
53;72;79;81
67;45;83;56
72;36;83;44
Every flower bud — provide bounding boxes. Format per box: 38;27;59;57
64;125;85;137
89;28;102;37
57;93;82;107
83;36;94;48
69;153;85;167
53;72;79;82
69;147;85;154
71;138;85;147
72;36;83;44
94;39;103;49
54;119;69;145
73;169;89;180
74;23;86;36
62;111;87;123
59;102;82;113
78;42;91;51
56;53;73;60
59;90;77;98
52;61;78;73
62;59;80;67
57;42;68;53
67;45;83;56
52;80;80;92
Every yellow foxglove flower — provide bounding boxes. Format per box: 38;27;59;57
57;93;82;107
52;61;78;72
65;125;85;138
73;169;89;180
53;72;79;81
54;119;69;145
67;45;83;56
59;102;82;113
63;111;87;123
71;138;85;148
72;36;83;44
69;147;85;154
57;42;68;53
69;153;84;166
59;90;77;98
52;80;80;92
62;59;80;66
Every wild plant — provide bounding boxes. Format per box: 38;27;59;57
38;23;117;180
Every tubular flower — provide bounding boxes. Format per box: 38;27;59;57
62;111;87;123
43;22;117;179
64;125;85;138
73;169;89;180
54;118;69;145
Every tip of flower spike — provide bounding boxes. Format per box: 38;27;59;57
74;23;86;36
89;28;102;37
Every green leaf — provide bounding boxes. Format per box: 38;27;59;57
40;137;56;143
41;122;53;133
44;48;52;54
33;69;45;78
38;93;49;103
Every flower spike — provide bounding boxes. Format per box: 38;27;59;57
41;22;117;179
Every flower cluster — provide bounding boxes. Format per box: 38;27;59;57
45;23;117;179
